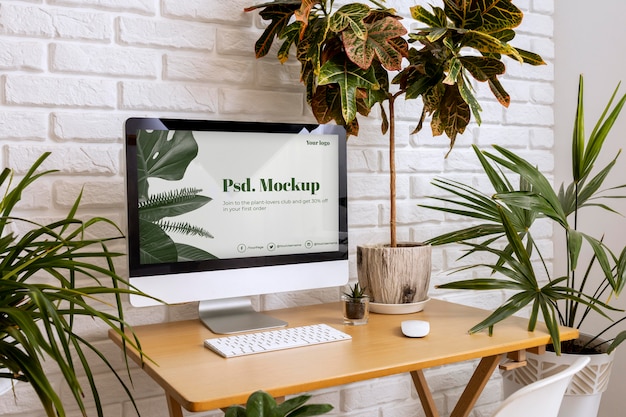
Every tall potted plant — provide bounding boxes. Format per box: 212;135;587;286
0;153;153;417
422;75;626;417
244;0;544;309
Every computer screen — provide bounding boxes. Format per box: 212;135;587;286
124;118;348;333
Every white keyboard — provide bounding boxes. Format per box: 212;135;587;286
204;323;352;358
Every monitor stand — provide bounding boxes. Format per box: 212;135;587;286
198;297;288;334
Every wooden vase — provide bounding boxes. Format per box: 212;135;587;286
356;243;431;305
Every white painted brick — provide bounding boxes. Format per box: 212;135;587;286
530;127;554;149
532;0;554;14
504;103;554;126
256;61;302;88
49;0;156;15
163;0;252;26
118;16;215;51
52;112;127;143
0;4;112;41
121;81;219;113
7;145;119;175
348;201;380;227
386;148;446;174
342;377;412;410
51;44;160;78
0;40;45;71
219;88;303;116
54;179;125;208
474;125;531;149
5;75;117;108
217;27;266;57
165;53;255;84
347;149;380;173
0;111;48;140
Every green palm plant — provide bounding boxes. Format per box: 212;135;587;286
422;75;626;355
0;152;154;416
244;0;544;247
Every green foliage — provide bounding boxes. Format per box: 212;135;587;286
136;129;215;263
0;153;155;416
245;0;543;247
225;390;333;417
343;282;367;298
244;0;543;142
423;75;626;355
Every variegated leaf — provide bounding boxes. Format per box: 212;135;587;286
462;30;523;62
458;56;506;82
329;3;370;39
513;47;547;66
318;58;380;122
342;16;408;71
410;5;447;27
488;78;510;107
252;4;300;58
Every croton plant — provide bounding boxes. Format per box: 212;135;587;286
244;0;545;246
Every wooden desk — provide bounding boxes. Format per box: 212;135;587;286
109;299;578;417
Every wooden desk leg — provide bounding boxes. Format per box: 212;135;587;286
166;394;184;417
410;370;440;417
450;354;505;417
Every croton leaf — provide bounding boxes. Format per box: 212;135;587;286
442;0;522;32
317;57;380;122
329;3;370;39
458;56;509;107
459;56;506;81
461;30;523;62
431;84;470;147
410;5;447;27
249;3;300;58
488;77;511;107
441;0;481;29
513;47;547;66
475;0;523;33
342;16;408;71
294;0;319;26
277;22;301;63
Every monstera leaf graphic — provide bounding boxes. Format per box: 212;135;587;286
136;130;216;263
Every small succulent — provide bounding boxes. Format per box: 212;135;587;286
343;282;368;299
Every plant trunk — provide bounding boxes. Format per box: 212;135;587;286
389;95;397;247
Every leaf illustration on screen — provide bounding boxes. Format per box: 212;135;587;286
136;129;216;263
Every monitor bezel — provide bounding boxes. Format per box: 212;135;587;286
124;117;348;279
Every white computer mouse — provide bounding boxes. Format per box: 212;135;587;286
401;320;430;338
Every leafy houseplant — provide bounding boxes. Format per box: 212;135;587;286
342;282;369;324
0;153;152;417
422;75;626;356
225;390;333;417
244;0;544;247
244;0;544;307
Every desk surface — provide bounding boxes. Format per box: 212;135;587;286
109;299;578;412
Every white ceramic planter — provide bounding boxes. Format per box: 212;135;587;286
502;339;614;417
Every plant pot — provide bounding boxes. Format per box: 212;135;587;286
501;334;614;417
341;295;369;325
356;243;431;313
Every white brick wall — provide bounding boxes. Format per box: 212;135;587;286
0;1;554;416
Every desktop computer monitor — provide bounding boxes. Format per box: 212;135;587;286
124;118;348;334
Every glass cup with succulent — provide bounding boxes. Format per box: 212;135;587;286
342;282;370;325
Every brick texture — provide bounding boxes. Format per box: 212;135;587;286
0;1;555;416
